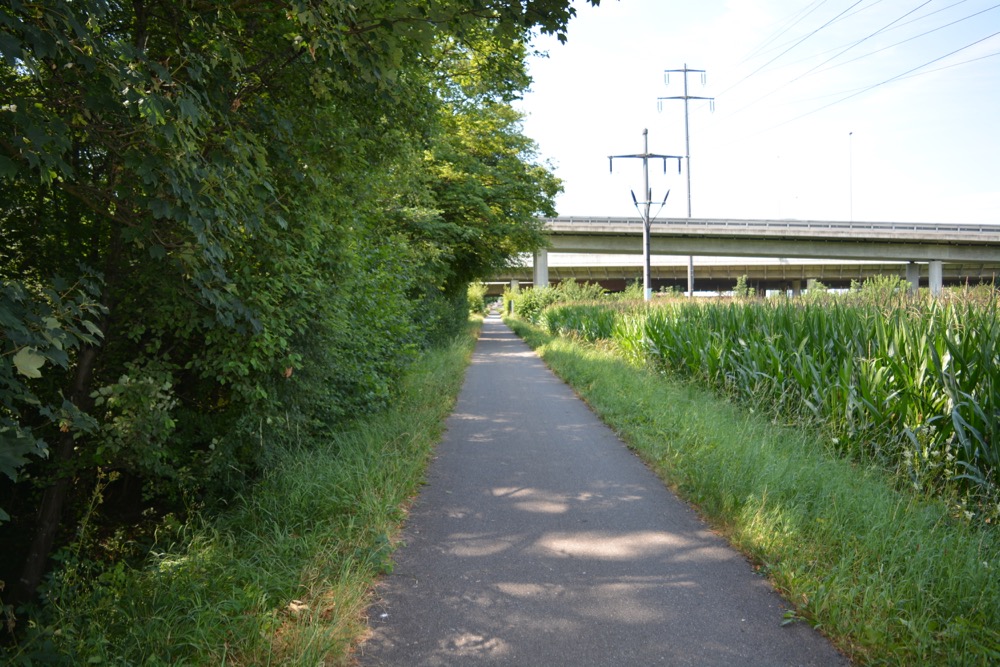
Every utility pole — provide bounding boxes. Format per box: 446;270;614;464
659;64;714;297
609;129;682;302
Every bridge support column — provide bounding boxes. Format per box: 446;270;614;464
533;248;549;288
929;261;943;296
905;262;920;293
687;258;694;298
790;280;802;297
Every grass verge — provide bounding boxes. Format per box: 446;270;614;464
506;316;1000;667
3;319;480;666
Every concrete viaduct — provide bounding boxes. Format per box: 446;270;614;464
500;216;1000;295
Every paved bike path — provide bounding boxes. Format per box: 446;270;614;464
360;316;847;666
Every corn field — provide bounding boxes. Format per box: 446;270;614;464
542;288;1000;518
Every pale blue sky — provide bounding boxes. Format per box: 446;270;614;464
519;0;1000;224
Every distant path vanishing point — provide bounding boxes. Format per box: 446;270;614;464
360;315;848;666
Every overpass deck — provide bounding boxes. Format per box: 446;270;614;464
521;217;1000;294
548;216;999;239
542;217;1000;262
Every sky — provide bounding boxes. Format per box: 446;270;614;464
517;0;1000;224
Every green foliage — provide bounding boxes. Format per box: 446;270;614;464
508;280;610;324
732;274;755;299
0;273;106;499
501;285;518;316
512;286;561;323
1;0;588;615
417;100;559;291
555;278;607;301
618;292;1000;519
619;278;647;301
803;279;830;303
91;369;178;480
541;303;619;341
516;286;1000;518
2;325;477;664
467;283;488;315
858;273;910;301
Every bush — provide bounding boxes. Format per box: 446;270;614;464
618;278;646;301
467;283;488;315
511;286;561;323
555;279;607;302
732;274;755;299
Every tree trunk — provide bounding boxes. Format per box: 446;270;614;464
13;344;99;604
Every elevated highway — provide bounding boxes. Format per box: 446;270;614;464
522;216;1000;294
543;217;999;261
489;255;997;295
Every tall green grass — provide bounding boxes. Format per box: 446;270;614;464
541;301;641;342
507;315;1000;666
544;288;1000;519
3;321;479;666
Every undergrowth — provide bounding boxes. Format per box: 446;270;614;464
1;320;480;665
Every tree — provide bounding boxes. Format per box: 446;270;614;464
1;0;597;608
386;27;561;297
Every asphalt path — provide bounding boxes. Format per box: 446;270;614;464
359;315;848;666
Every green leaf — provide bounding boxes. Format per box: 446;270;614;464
82;320;104;338
178;96;200;123
0;426;45;482
0;155;17;179
13;347;46;378
0;30;22;66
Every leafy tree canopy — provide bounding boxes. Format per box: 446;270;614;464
0;0;597;609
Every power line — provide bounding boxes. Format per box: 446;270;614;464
715;0;994;113
760;46;1000;110
739;0;833;65
712;0;1000;130
811;2;1000;76
890;47;1000;81
775;0;976;70
754;0;889;64
710;28;1000;152
870;0;974;36
771;29;1000;130
716;0;870;98
790;0;935;82
723;0;936;120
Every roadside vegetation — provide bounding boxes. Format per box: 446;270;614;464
1;0;595;658
505;278;1000;666
2;319;479;665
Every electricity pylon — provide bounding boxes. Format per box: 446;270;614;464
659;64;714;297
609;129;682;302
